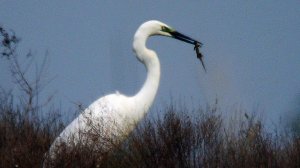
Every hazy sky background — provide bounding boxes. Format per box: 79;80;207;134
0;1;299;124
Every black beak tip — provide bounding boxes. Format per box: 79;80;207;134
194;41;203;47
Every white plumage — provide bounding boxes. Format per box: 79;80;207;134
48;20;202;157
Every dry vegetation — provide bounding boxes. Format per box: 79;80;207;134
1;25;299;168
1;97;300;168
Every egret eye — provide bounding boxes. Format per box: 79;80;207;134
161;26;170;33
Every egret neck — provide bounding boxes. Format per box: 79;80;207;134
131;26;160;121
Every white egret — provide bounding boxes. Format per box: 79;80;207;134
48;20;203;157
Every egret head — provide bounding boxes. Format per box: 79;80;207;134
134;20;206;71
137;20;202;47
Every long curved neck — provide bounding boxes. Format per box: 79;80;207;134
131;30;160;119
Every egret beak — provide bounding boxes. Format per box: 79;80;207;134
170;31;202;45
170;31;206;72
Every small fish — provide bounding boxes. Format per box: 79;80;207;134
194;41;206;72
